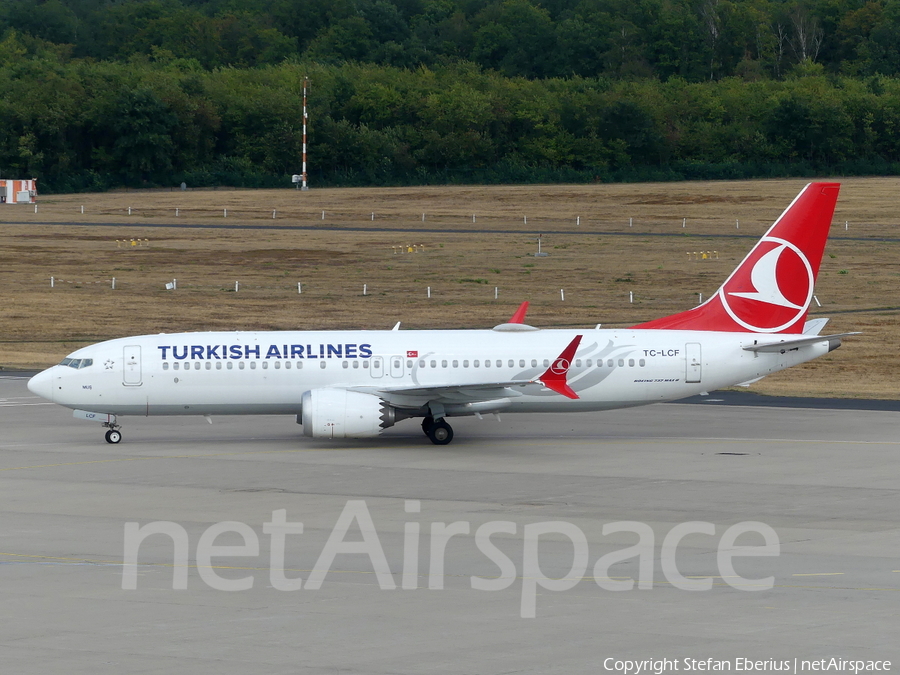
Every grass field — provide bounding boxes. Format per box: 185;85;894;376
1;177;897;398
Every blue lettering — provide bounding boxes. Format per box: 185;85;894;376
327;344;342;358
266;345;282;359
229;345;242;359
158;346;170;359
319;344;325;358
245;345;260;359
173;346;188;360
345;344;357;358
191;345;204;359
359;344;373;358
307;344;317;359
291;345;304;358
207;345;220;359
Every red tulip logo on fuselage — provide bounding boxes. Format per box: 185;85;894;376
720;237;814;333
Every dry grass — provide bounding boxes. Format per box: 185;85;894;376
1;177;898;398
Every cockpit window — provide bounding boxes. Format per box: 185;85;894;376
58;358;93;369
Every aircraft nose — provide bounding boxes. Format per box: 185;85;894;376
27;369;54;402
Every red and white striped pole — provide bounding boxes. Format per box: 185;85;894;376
301;77;309;191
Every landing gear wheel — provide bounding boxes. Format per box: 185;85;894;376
105;429;122;444
421;416;434;434
426;420;453;445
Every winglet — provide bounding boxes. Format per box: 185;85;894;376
509;301;530;324
536;335;582;399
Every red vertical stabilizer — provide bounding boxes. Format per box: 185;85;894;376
633;182;840;334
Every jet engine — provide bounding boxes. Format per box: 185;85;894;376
299;388;399;438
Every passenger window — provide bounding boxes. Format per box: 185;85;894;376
407;360;413;368
239;362;245;370
484;360;490;368
430;360;436;368
463;360;469;368
216;362;222;370
586;359;592;367
262;362;269;370
519;359;525;368
618;359;624;367
531;359;537;367
575;359;581;367
342;361;348;369
227;362;233;370
205;362;212;370
452;360;459;368
163;362;169;371
285;362;291;369
607;359;613;367
275;361;281;369
353;361;359;369
543;359;550;367
442;360;448;368
194;362;201;370
496;360;502;368
419;360;425;368
298;361;303;369
320;361;326;369
639;358;646;367
509;360;514;368
362;361;368;368
173;362;180;371
629;359;635;367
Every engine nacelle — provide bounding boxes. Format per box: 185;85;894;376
299;389;396;439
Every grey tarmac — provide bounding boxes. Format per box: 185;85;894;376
1;375;898;674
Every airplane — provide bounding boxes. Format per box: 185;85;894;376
27;182;856;446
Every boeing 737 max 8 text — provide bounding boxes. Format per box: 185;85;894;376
27;183;856;445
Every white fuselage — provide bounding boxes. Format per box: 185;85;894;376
30;328;828;418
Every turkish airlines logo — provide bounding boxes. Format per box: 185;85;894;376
719;237;814;333
549;358;570;375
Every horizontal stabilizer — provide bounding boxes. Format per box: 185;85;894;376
743;332;860;353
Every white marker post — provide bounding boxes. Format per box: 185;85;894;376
298;283;302;294
682;218;686;228
322;210;325;220
235;281;240;292
224;209;227;218
629;217;633;228
112;278;116;290
272;210;276;219
176;208;179;217
363;284;367;296
814;295;821;307
81;205;84;214
736;219;739;229
128;207;132;215
50;276;54;288
494;287;498;300
427;287;431;299
845;221;848;230
560;289;565;301
576;216;580;226
629;291;633;303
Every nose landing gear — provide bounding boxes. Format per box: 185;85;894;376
102;420;123;444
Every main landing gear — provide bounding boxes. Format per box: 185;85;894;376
102;421;123;444
421;416;454;445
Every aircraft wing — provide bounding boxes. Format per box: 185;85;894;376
352;335;584;406
743;332;860;353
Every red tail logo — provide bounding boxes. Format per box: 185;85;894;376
634;183;840;334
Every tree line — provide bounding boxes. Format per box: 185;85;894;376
6;0;900;81
3;1;900;191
